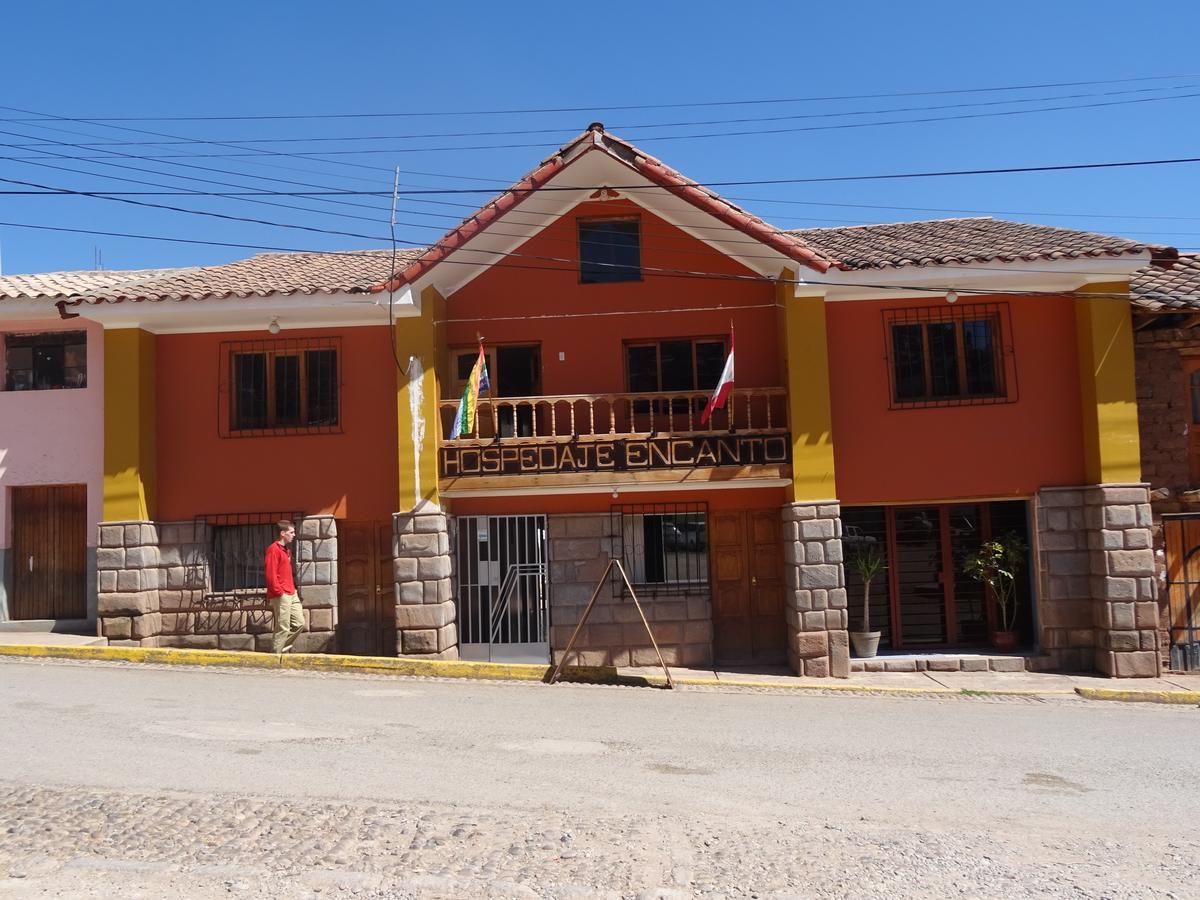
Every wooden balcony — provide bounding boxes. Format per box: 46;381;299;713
438;387;788;444
438;388;791;493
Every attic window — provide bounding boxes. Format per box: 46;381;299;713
579;218;641;284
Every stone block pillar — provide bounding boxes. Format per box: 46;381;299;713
294;515;338;652
392;509;457;659
1085;485;1159;677
782;501;849;678
1036;484;1159;677
97;521;161;646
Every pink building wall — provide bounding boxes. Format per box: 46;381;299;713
0;317;104;621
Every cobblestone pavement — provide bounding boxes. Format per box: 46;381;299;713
2;781;1197;899
0;659;1197;898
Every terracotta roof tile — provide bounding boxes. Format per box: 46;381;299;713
786;217;1152;270
0;268;189;301
1131;253;1200;311
64;249;422;305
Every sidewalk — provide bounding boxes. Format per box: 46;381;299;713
619;664;1200;702
0;641;1197;703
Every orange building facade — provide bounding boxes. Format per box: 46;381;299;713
34;126;1171;677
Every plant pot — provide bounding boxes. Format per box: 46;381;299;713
990;630;1019;652
850;631;882;658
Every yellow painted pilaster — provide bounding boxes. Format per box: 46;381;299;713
103;328;157;521
776;271;838;501
395;286;445;511
1075;282;1141;484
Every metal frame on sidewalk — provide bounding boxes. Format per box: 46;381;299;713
546;558;675;689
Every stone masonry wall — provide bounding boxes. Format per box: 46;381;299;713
97;516;337;652
1035;486;1158;676
392;509;457;659
1034;487;1095;672
548;514;713;668
781;501;849;678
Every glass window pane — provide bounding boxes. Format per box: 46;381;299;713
695;341;726;391
579;220;640;283
659;340;694;392
627;345;658;393
1189;372;1200;425
274;354;302;426
891;324;926;401
33;343;66;390
305;349;338;426
962;319;997;395
926;322;959;397
233;353;268;430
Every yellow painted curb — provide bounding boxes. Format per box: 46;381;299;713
0;643;643;687
1075;687;1200;705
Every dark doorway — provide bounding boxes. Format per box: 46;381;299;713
11;484;87;620
496;345;540;437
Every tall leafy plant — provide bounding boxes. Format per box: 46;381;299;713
964;532;1028;633
850;544;886;633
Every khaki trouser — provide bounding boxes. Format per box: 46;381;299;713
271;592;304;654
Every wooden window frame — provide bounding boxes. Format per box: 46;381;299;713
882;303;1016;409
3;330;88;392
578;216;643;284
622;336;728;394
219;338;341;438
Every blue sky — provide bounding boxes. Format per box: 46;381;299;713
2;0;1198;274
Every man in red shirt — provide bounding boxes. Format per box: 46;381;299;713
265;521;303;653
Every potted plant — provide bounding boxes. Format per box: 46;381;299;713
849;543;886;658
964;532;1028;652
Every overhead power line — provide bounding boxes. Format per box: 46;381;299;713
4;83;1194;147
2;73;1193;121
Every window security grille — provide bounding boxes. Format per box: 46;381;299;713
882;303;1016;409
4;331;87;391
201;511;301;595
218;337;341;437
610;502;709;597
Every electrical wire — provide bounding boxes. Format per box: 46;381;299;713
3;72;1192;120
5;83;1195;147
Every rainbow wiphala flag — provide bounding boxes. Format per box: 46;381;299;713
450;342;490;439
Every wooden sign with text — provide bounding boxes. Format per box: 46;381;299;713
441;433;791;477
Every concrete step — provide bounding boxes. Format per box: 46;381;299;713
851;651;1032;673
0;632;108;647
0;619;92;634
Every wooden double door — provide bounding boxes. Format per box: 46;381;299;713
711;509;786;664
336;521;395;656
11;484;87;620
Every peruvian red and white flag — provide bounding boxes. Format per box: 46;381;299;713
700;327;735;426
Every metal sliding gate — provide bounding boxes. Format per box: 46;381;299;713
1165;514;1200;671
454;515;549;663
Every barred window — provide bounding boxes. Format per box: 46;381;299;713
204;512;299;594
221;338;340;436
611;503;708;595
884;304;1013;408
4;331;87;391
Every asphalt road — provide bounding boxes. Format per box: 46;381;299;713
0;659;1197;898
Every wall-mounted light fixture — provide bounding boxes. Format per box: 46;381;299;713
267;317;281;334
945;290;958;305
